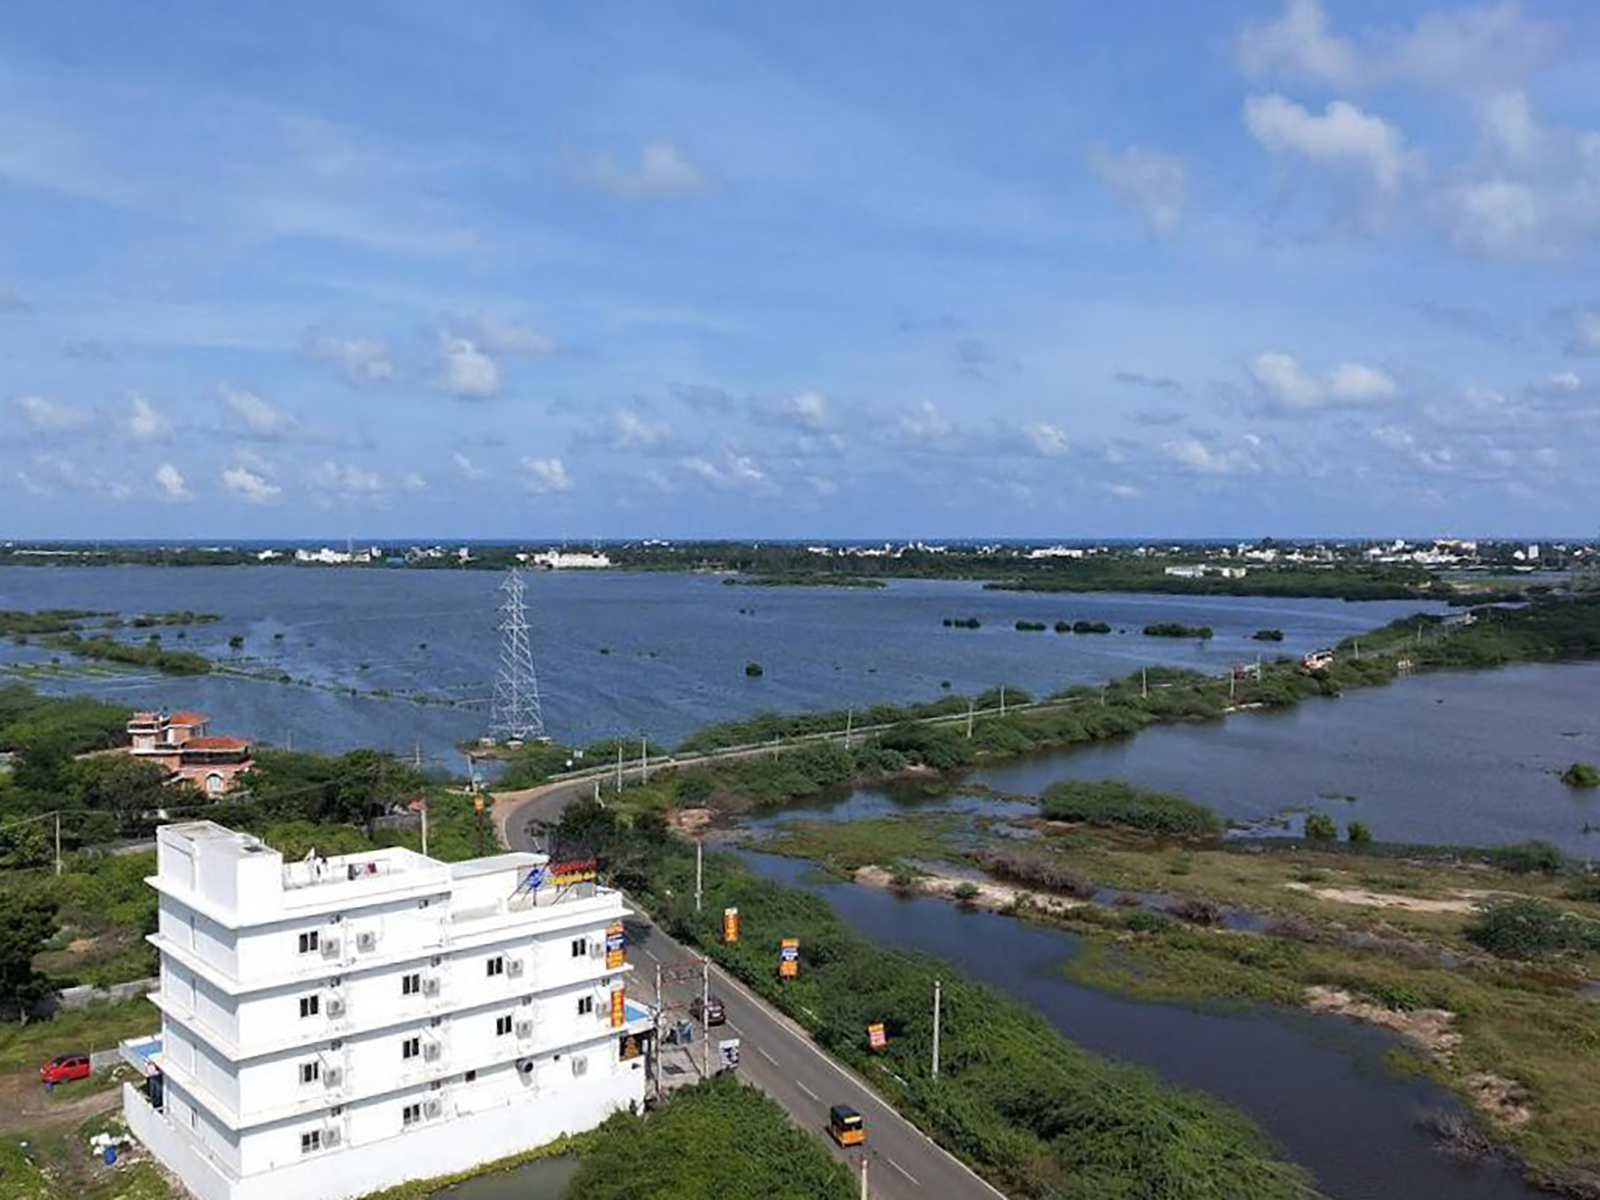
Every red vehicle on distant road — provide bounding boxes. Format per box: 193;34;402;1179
39;1053;92;1086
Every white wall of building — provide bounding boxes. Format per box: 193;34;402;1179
126;822;649;1200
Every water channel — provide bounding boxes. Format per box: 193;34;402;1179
739;849;1541;1200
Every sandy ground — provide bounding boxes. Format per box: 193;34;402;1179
1284;881;1484;914
853;864;1087;916
1305;986;1531;1128
0;1069;123;1132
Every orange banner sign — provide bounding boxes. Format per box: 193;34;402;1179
722;907;741;944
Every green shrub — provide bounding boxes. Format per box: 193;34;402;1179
744;661;764;678
1489;840;1565;876
1039;779;1222;838
1466;898;1597;960
1143;623;1213;639
1346;821;1373;845
1302;813;1337;841
1562;762;1600;788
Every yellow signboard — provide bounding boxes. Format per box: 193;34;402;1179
722;907;741;944
779;936;799;979
609;987;626;1029
605;921;626;969
868;1022;887;1051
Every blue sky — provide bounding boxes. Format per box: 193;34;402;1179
2;0;1599;540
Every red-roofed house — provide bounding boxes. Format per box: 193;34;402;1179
128;710;254;797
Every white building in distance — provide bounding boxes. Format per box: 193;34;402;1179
122;822;649;1200
521;550;613;569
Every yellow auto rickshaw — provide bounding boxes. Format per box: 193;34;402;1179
829;1104;865;1147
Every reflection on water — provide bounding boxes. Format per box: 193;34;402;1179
739;850;1540;1200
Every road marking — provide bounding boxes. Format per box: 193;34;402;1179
886;1157;920;1185
795;1080;820;1102
757;1046;778;1065
725;1022;744;1037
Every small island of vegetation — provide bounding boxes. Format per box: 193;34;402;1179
1015;620;1047;632
1561;762;1600;788
942;616;981;629
1143;622;1214;640
1251;628;1285;641
1040;778;1224;838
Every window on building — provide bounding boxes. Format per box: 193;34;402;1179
486;955;504;977
299;1061;320;1085
299;994;320;1019
495;1015;512;1037
570;937;587;958
402;972;421;996
577;995;594;1016
402;1035;421;1060
402;1102;422;1127
298;930;319;955
301;1130;322;1154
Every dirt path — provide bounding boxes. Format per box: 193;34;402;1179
853;863;1087;916
1283;881;1483;914
0;1069;121;1132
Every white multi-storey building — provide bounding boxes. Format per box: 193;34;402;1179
123;821;651;1200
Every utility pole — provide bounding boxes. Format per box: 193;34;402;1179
999;684;1006;716
844;707;853;750
771;735;780;761
640;736;649;785
419;797;429;858
966;700;974;739
54;811;62;877
615;741;624;794
932;978;942;1079
695;840;703;913
702;958;712;1078
654;962;663;1101
859;1156;869;1200
1141;667;1148;699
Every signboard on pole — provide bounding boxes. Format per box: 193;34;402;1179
868;1022;887;1051
778;937;800;979
605;921;626;969
609;987;626;1029
718;1038;741;1071
722;906;740;944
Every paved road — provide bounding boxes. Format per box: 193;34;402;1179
505;805;1007;1200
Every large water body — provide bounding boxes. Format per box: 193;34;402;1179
741;849;1541;1200
0;565;1441;758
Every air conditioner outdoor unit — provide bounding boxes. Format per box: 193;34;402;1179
356;931;377;953
421;977;440;997
423;1041;442;1062
323;1127;342;1148
423;1099;442;1120
570;1056;588;1078
325;996;345;1018
514;1021;534;1040
589;943;605;960
506;959;524;978
320;937;341;958
323;1067;343;1089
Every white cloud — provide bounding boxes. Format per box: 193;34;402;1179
452;451;486;481
610;409;670;448
307;332;394;385
679;456;722;485
1104;482;1141;499
520;456;572;494
1237;1;1557;92
1424;384;1522;430
896;401;952;444
222;464;280;503
154;462;190;501
460;314;559;358
572;141;707;200
728;453;765;484
1023;422;1070;457
1244;94;1407;192
1558;308;1600;357
403;472;427;490
1237;0;1361;88
224;386;294;437
1442;178;1541;257
310;461;384;495
780;390;831;431
1478;90;1542;163
1161;437;1232;475
125;394;172;441
807;475;840;497
1248;351;1396;411
1087;145;1189;233
1548;371;1582;391
439;338;500;399
14;394;89;433
676;449;770;490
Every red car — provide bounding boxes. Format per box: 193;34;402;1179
39;1054;92;1086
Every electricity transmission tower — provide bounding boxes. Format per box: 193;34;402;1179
489;569;546;743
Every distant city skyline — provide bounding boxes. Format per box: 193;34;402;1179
2;1;1598;539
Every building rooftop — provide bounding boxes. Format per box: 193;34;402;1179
183;736;251;751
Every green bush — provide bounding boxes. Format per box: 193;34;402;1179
1562;762;1600;788
744;661;764;678
1302;813;1337;841
1489;840;1565;876
1346;821;1373;845
1143;623;1214;639
1465;898;1598;960
1040;779;1222;838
